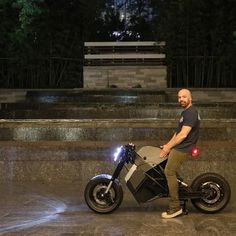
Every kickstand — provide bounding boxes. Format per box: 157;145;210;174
181;200;188;215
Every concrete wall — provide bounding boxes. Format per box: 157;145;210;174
83;66;167;88
1;88;236;103
0;90;27;103
0;119;235;186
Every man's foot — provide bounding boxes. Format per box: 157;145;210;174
161;208;183;219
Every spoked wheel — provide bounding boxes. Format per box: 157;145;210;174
191;173;231;213
84;174;123;213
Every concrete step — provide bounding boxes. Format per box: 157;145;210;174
0;103;235;119
0;119;235;183
0;140;235;184
25;90;167;104
0;140;234;162
0;119;235;141
1;88;236;103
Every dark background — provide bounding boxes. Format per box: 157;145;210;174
0;0;236;88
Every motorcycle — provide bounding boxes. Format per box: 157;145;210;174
84;144;231;214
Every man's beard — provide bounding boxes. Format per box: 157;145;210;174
180;101;188;108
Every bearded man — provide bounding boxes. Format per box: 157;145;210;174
160;89;201;219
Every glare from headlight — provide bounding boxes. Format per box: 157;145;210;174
114;146;122;161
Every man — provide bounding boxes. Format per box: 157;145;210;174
160;88;200;219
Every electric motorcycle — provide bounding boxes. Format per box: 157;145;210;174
84;144;231;214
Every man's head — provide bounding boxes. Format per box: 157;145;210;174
178;89;192;109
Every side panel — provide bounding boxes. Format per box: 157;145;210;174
125;146;169;203
126;165;168;203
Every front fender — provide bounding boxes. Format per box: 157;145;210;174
90;174;112;181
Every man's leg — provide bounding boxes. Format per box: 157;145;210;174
162;149;187;218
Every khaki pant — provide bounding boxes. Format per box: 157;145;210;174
164;149;188;209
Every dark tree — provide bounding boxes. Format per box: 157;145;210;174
151;0;236;87
0;0;236;88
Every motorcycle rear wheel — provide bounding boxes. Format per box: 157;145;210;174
84;174;123;214
191;173;231;213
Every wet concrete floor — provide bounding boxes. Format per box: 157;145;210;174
0;182;235;236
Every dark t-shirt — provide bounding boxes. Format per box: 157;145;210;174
175;105;200;153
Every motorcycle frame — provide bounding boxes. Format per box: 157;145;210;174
109;145;202;204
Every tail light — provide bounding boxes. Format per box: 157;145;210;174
191;147;199;157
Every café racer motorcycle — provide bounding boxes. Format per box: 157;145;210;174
84;144;231;214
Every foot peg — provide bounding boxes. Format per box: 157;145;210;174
181;200;188;215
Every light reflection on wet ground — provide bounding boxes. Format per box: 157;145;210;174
0;193;66;234
0;182;235;236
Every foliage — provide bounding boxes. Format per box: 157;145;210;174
150;0;236;87
16;0;44;30
0;0;236;88
0;0;88;88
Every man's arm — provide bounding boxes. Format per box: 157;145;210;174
160;126;192;157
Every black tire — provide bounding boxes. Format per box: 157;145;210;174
84;174;123;214
191;173;231;213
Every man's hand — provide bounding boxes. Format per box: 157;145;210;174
160;144;171;158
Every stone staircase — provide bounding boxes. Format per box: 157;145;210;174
0;89;235;186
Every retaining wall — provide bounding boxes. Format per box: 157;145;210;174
0;119;235;187
0;89;235;190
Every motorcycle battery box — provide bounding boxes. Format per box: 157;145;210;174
125;146;167;203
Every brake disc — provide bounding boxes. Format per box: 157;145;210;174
93;184;115;205
201;182;221;204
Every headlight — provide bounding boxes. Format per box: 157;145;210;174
113;146;123;162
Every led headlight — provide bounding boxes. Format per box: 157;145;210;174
113;146;123;162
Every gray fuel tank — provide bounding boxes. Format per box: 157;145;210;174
137;146;167;167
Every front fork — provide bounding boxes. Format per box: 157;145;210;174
105;159;126;194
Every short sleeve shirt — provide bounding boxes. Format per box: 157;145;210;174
175;105;200;153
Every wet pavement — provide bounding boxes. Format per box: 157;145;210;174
0;182;235;236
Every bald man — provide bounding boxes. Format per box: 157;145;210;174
160;89;200;219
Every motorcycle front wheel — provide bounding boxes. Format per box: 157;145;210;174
191;173;231;213
84;174;123;214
